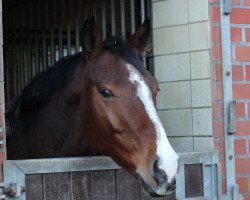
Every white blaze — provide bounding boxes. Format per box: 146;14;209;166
126;63;179;183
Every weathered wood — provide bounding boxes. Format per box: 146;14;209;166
185;164;203;197
91;170;116;200
24;170;177;200
116;169;141;200
70;171;91;200
43;172;71;200
25;174;43;200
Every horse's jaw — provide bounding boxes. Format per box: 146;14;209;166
137;173;176;197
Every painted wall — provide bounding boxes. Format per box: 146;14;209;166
211;0;250;199
152;0;213;153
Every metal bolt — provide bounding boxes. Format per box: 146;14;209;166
226;71;231;76
229;154;233;160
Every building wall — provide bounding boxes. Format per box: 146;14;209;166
153;0;250;198
211;0;250;199
152;0;213;152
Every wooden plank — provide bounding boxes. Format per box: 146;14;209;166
91;170;116;200
25;174;43;200
70;171;91;200
43;172;71;200
185;164;203;197
116;169;140;200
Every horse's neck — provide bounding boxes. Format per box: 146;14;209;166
56;64;95;157
8;62;95;159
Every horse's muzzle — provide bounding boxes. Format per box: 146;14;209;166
139;156;176;197
140;176;176;197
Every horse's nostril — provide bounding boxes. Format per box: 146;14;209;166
172;178;176;186
153;159;159;169
153;160;167;185
167;178;176;191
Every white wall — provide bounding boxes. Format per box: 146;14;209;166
152;0;213;152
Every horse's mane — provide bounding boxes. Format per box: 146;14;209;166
104;37;145;74
6;37;145;136
6;52;86;135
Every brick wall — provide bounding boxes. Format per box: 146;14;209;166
211;0;250;199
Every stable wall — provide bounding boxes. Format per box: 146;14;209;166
152;0;213;152
152;0;250;198
211;0;250;199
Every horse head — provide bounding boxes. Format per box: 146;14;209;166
80;17;179;197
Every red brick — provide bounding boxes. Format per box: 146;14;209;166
220;159;226;178
213;102;224;119
232;65;244;81
236;102;245;118
233;84;250;99
244;194;250;200
231;8;250;24
220;160;226;194
246;65;250;80
213;83;223;100
213;121;224;138
235;46;250;62
236;120;250;136
212;6;220;23
244;0;250;5
246;28;250;42
231;27;242;42
212;45;222;61
222;177;226;194
235;139;247;154
235;158;250;173
215;139;225;157
236;176;248;192
233;0;241;4
213;64;222;81
212;26;221;43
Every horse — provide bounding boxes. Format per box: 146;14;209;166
6;17;179;197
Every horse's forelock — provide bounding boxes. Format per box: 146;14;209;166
103;37;145;74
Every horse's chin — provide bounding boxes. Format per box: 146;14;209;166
137;174;176;197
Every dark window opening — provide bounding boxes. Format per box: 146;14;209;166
3;0;152;102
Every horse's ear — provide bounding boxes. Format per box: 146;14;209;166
128;18;150;55
80;17;102;56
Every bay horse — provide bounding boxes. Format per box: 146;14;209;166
6;17;179;197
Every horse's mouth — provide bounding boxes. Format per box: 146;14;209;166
136;174;176;197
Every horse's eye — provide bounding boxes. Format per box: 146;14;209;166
99;88;114;99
